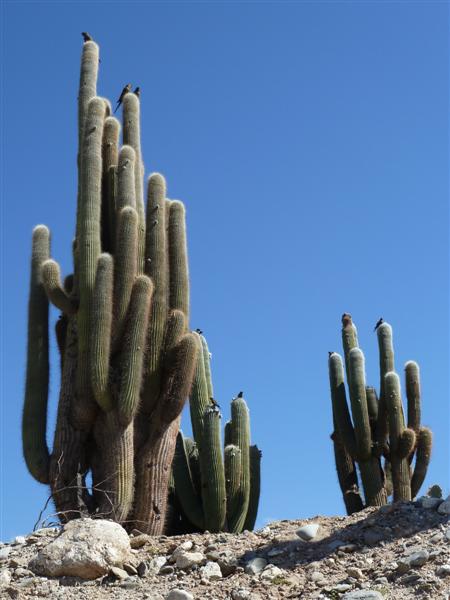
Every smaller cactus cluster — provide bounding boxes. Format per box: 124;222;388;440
328;314;432;514
171;333;261;533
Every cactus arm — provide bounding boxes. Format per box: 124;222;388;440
405;361;421;435
101;116;120;253
116;145;136;212
189;333;210;446
74;97;106;430
328;352;357;458
341;314;359;384
227;397;251;533
200;335;214;399
347;348;372;461
365;386;379;435
185;438;202;496
375;323;395;452
77;41;99;186
410;427;432;498
90;254;114;412
118;276;153;426
200;408;227;532
22;225;51;484
112;206;138;348
224;444;241;528
55;315;68;370
172;432;205;530
384;371;411;501
122;93;145;273
41;259;77;314
243;445;262;531
224;420;232;447
168;201;189;319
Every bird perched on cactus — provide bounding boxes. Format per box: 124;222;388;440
81;32;93;42
133;86;140;98
114;83;131;113
374;317;384;331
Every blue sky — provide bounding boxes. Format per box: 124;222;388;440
1;1;448;541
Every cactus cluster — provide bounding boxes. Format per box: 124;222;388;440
170;333;261;533
23;39;201;534
328;314;432;514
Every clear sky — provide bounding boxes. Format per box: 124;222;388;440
1;1;449;541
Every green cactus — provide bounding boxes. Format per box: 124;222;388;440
328;315;433;514
171;333;261;533
23;38;199;534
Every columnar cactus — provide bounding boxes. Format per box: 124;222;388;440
171;333;262;533
328;314;432;513
22;39;199;534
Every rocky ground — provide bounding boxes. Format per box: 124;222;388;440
1;496;450;600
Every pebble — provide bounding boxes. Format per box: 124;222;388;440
110;566;129;580
0;569;11;585
296;523;320;541
397;548;429;573
418;497;442;509
342;591;384;600
13;537;26;545
438;500;450;515
309;571;325;582
244;557;267;575
260;565;284;581
199;561;222;580
231;590;251;600
332;583;353;592
347;566;364;580
175;551;205;570
166;590;194;600
0;547;10;560
436;564;450;577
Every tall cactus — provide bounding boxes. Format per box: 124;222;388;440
171;333;261;533
23;37;199;534
328;314;432;514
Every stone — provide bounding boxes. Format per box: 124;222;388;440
436;564;450;577
13;537;26;546
172;542;193;559
309;571;325;582
445;528;450;542
342;591;384;600
0;569;11;585
296;523;320;541
397;549;429;573
244;557;267;575
199;561;222;580
216;550;238;576
28;518;131;580
418;497;442;509
231;590;251;600
437;501;450;515
347;567;364;580
149;556;167;574
0;547;10;561
332;584;352;592
130;535;151;549
260;565;284;581
175;551;205;570
110;566;129;580
166;589;194;600
159;565;175;575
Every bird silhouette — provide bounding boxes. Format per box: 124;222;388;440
81;32;93;42
328;351;333;357
374;318;384;332
195;328;203;335
114;84;132;114
133;86;140;98
210;397;221;409
237;391;243;398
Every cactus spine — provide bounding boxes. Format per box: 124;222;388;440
23;39;199;534
171;333;261;533
328;315;432;514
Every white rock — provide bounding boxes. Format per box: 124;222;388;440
244;557;267;575
419;496;442;509
14;536;26;545
437;501;450;515
436;564;450;577
199;561;222;580
296;523;320;541
172;541;193;557
166;589;194;600
347;567;364;580
148;556;167;574
0;569;11;585
231;590;251;600
260;565;284;581
0;547;10;560
29;518;131;579
342;591;384;600
175;551;205;570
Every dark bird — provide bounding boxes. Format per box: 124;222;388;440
328;351;333;358
210;397;221;409
114;83;132;113
374;318;384;332
81;32;93;42
133;86;141;98
237;391;243;398
195;328;203;335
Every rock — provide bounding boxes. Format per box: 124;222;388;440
148;556;167;574
437;500;450;515
347;566;364;580
13;567;34;577
0;569;11;585
166;589;194;600
445;528;450;542
342;591;384;600
436;564;450;577
159;565;175;575
216;550;238;576
199;561;222;580
0;547;10;561
175;551;205;570
137;561;148;577
296;523;320;541
332;583;352;592
260;565;284;581
397;549;429;573
418;496;442;509
231;590;251;600
244;557;267;575
29;518;131;580
13;537;26;546
309;571;325;582
130;534;151;549
171;542;193;560
110;566;129;580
